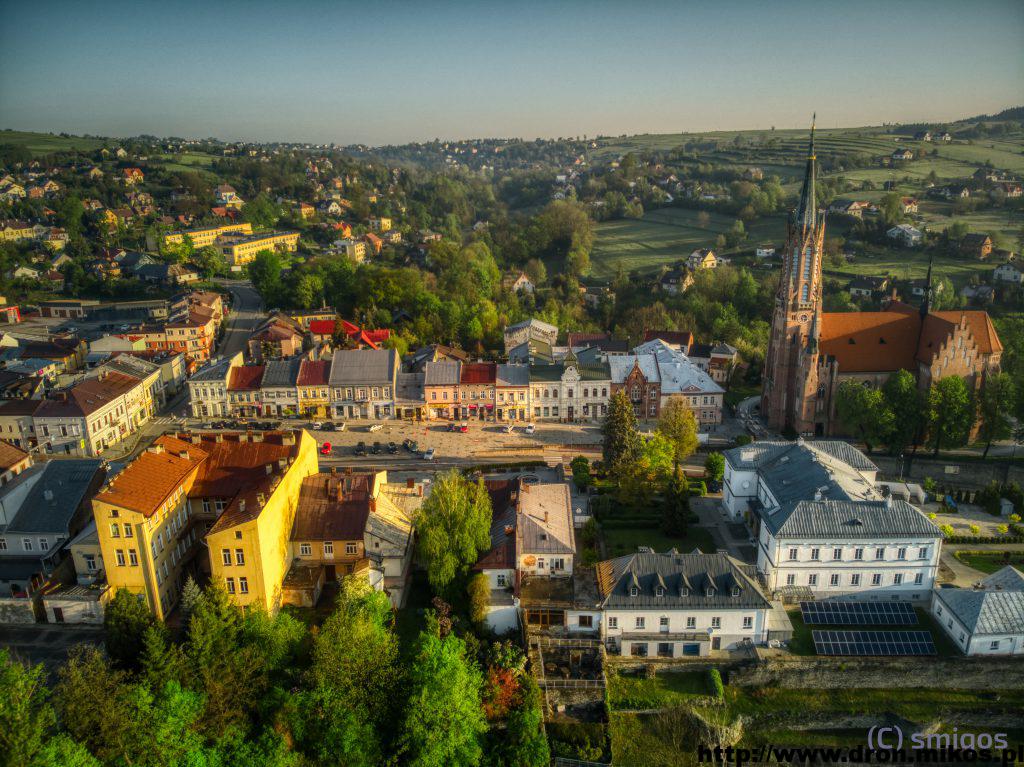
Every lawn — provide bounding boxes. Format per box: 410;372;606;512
601;524;716;558
607;669;712;710
954;551;1024;574
590;207;784;278
0;129;106;155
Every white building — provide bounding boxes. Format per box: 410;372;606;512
598;550;772;657
931;566;1024;656
632;339;725;427
528;353;612;422
993;261;1023;284
724;440;941;601
887;224;923;247
187;353;240;418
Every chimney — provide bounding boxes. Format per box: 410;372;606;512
238;498;246;512
147;444;164;455
256;492;265;506
281;432;296;446
544;511;549;524
418;484;423;497
178;450;189;460
215;433;223;443
406;477;415;489
252;432;264;443
504;524;514;536
265;463;273;475
44;489;54;501
278;458;287;470
369;499;376;514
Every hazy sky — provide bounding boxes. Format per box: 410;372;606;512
2;0;1022;145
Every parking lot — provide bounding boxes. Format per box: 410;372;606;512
0;623;103;676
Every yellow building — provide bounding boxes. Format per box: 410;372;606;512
219;231;300;267
163;222;253;249
92;430;317;619
369;217;392;232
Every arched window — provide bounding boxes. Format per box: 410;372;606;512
801;284;810;303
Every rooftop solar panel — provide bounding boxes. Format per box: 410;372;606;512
800;601;918;626
812;630;936;656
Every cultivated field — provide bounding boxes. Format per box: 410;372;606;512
0;129;106;155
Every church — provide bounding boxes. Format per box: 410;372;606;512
762;121;1003;437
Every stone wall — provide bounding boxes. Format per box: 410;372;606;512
0;598;36;624
730;656;1024;691
874;455;1024;490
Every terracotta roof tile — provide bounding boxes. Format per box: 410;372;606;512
96;437;207;516
291;473;372;541
460;362;496;384
0;438;30;472
297;359;330;387
228;366;264;391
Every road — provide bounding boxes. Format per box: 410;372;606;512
218;279;264;360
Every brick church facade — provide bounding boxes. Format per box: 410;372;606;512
763;122;1003;437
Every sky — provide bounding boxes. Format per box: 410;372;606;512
1;0;1022;146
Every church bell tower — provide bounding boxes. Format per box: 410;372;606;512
763;118;827;436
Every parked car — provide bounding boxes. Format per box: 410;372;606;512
335;421;346;432
354;441;368;456
368;423;383;432
423;447;435;461
321;422;335;432
459;422;469;433
524;423;536;435
371;441;382;455
447;422;458;432
387;441;398;454
311;421;323;430
319;442;332;455
405;439;419;452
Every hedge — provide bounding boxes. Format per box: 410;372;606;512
708;668;725;699
945;535;1024;545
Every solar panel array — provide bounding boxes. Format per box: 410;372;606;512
800;600;918;626
812;630;936;656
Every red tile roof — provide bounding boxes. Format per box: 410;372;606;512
228;366;264;391
297;359;330;386
461;362;496;384
309;319;337;336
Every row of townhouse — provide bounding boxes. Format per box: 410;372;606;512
0;363;161;458
90;430;422;620
189;341;724;426
113;305;218;372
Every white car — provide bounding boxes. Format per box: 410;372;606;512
524;423;536;435
335;421;346;432
423;447;435;461
368;423;383;432
311;421;323;430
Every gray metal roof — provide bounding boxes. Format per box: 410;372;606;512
496;364;529;387
423;360;460;386
190;356;234;382
329;348;398;386
608;354;660;384
0;460;103;535
760;499;940;540
937;568;1024;635
598;551;771;610
516;482;574;556
724;440;877;473
262;358;301;388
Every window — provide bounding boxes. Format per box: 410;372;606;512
936;606;943;616
788;548;798;561
871;573;882;586
22;538;33;551
38;538;49;551
234;530;242;540
830;574;840;586
918;547;928;559
897;547;907;560
0;538;6;551
578;615;593;628
686;616;696;629
496;574;508;587
854;548;864;561
808;574;818;586
742;616;753;629
893;573;903;585
123;524;133;538
875;547;885;560
110;523;120;538
833;548;842;560
235;549;244;566
222;549;231;566
629;586;638;597
128;549;138;566
657;642;673;658
786;573;796;586
990;640;1000;651
851;574;861;586
607;617;618;629
914;573;923;585
300;543;311;556
630;643;648;657
659;616;669;628
226;577;235;594
711;617;721;629
810;548;820;561
115;549;126;566
635;617;645;629
239;577;248;594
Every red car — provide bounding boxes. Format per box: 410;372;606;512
320;442;332;455
459;422;469;433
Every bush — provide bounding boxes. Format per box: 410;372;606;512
922;476;937;494
570;455;592;491
708;668;724;699
688;481;707;497
468;572;490;627
940;524;955;538
734;434;753;447
704;452;725;483
969;524;981;535
998;525;1009;535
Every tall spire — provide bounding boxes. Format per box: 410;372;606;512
793;114;817;231
920;251;934;318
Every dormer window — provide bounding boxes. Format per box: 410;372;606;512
680;588;688;597
655;586;664;597
630;586;638;597
731;586;740;597
705;588;714;597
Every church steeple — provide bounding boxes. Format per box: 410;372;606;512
793;114;817;232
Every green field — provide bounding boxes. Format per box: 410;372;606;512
0;129;106;155
591;207;784;278
607;670;712;710
954;551;1024;574
601;523;716;558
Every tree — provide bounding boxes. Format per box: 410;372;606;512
0;650;54;767
247;249;284;305
179;576;202;622
704;452;725;483
927;377;974;455
415;470;492;593
835;381;895;453
570;455;591;491
140;625;186;693
882;370;924;454
661;470;691;538
656;399;700;464
489;676;550;767
977;372;1015;458
467;572;491;628
618;433;675;506
402;629;487;767
602;390;641;470
104;587;154;669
